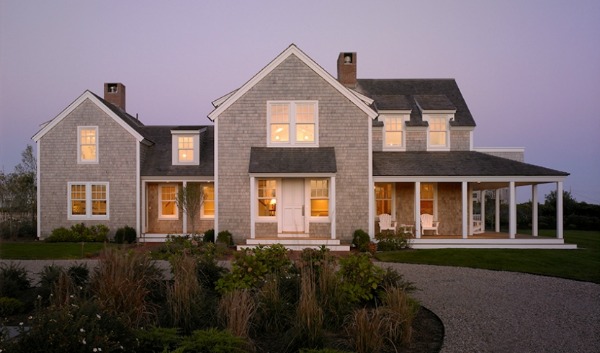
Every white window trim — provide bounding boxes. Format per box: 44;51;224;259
267;101;319;147
77;126;99;164
375;182;396;218
420;182;438;219
171;131;200;165
256;178;278;222
200;184;215;219
67;182;109;220
307;178;331;223
423;114;451;151
159;184;179;220
382;115;408;151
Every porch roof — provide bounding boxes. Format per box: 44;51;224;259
373;151;569;177
249;147;336;173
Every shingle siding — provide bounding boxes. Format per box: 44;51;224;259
450;130;471;151
38;99;137;238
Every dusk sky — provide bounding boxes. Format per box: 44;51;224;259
1;0;599;204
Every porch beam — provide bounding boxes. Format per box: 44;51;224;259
462;182;468;238
495;189;501;233
415;181;421;238
557;181;564;239
532;185;538;237
509;182;516;238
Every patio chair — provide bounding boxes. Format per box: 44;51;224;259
379;213;397;232
420;213;440;235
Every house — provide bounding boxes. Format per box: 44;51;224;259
33;44;572;249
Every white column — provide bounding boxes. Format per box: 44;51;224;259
415;181;421;238
330;176;336;240
462;182;468;238
250;176;256;239
141;181;146;235
509;182;516;238
557;181;564;239
532;185;539;237
182;181;187;235
481;190;486;233
495;189;501;232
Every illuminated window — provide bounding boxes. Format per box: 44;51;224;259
202;184;215;218
375;183;393;215
78;127;98;163
310;179;329;217
426;116;449;148
420;183;435;215
160;185;178;219
268;101;317;146
68;182;108;219
172;131;200;165
257;180;277;217
178;136;194;162
384;116;406;149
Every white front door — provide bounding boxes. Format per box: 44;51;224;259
281;179;305;233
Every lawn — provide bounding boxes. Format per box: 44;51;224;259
0;241;115;259
376;230;600;283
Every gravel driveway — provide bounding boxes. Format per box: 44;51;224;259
4;260;600;352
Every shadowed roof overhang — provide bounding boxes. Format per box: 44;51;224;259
249;147;337;173
373;151;569;177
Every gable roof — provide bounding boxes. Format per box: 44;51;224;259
356;79;476;127
249;147;336;173
32;90;147;143
208;44;378;121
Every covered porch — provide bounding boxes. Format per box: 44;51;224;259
408;232;576;249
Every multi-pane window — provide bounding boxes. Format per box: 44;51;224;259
202;185;215;218
384;116;404;148
78;127;98;163
428;116;448;147
68;182;108;219
420;183;435;215
178;136;194;162
257;180;277;217
375;183;393;215
160;185;178;219
268;101;317;146
310;179;329;217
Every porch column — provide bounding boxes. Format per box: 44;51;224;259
532;185;539;237
250;176;256;239
182;181;187;234
330;176;336;240
141;181;147;235
481;190;486;233
557;181;564;239
462;182;468;238
415;181;421;238
509;181;516;239
495;189;501;233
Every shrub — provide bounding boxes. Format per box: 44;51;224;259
172;328;248;353
300;349;352;353
218;289;256;338
134;327;181;353
346;308;386;353
0;262;30;298
203;228;215;243
0;297;24;316
380;287;419;346
67;263;90;288
115;225;136;244
352;229;370;252
46;223;109;242
375;229;410;251
167;254;204;333
337;253;384;304
46;226;74;242
217;230;234;246
196;242;228;289
294;264;324;348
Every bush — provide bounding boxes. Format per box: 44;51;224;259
352;229;370;252
115;225;137;244
134;327;181;353
203;228;215;243
0;262;30;298
46;223;109;242
0;297;24;316
338;253;384;304
172;328;248;353
375;229;410;251
217;230;234;246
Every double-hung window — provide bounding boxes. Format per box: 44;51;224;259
310;179;329;217
383;115;407;150
375;183;393;216
202;184;215;218
159;185;178;219
257;179;277;217
68;182;108;219
268;101;318;146
171;131;200;165
425;115;450;149
420;183;436;215
78;126;98;163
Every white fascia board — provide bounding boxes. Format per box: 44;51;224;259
170;130;200;135
207;44;378;121
420;109;457;114
141;176;214;182
211;89;238;108
373;176;567;183
349;89;374;105
249;173;336;178
378;110;412;115
32;91;144;143
475;147;525;153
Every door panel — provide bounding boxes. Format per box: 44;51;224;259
282;179;304;233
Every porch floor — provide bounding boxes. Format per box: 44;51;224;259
409;232;576;249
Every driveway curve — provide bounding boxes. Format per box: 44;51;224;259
378;263;600;353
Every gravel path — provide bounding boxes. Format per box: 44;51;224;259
378;263;600;353
3;260;599;352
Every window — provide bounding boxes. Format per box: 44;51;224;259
160;185;178;219
375;183;393;215
426;115;449;149
268;101;317;146
171;131;200;165
202;184;215;218
78;127;98;163
384;116;406;149
68;182;108;219
310;179;329;217
178;136;194;162
257;180;277;217
420;183;435;215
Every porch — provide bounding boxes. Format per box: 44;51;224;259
408;232;576;249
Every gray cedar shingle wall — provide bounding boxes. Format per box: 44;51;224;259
217;54;370;243
39;99;138;238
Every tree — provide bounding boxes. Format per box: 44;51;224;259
175;183;204;235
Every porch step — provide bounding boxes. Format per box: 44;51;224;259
139;234;170;243
238;238;351;251
410;238;577;249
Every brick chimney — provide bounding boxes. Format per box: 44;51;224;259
104;83;126;111
337;52;357;88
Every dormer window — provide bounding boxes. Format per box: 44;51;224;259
383;115;408;150
171;130;200;165
424;114;451;150
268;101;318;146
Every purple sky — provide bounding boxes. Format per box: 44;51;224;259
1;1;599;204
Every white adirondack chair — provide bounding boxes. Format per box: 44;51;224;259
420;213;440;235
378;214;397;232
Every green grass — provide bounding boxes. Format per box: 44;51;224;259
375;230;600;283
0;241;116;259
